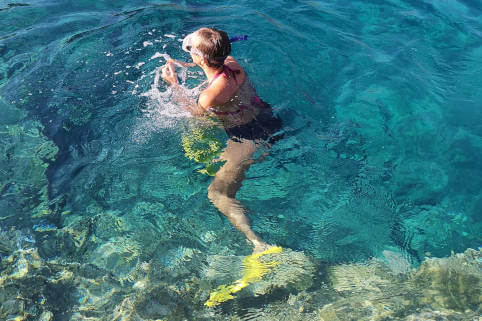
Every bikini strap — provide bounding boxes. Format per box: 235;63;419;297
207;65;241;87
223;65;240;84
207;68;225;87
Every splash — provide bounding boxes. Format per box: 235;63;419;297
131;52;204;143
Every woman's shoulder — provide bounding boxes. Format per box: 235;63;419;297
224;56;245;76
224;56;239;66
199;57;248;109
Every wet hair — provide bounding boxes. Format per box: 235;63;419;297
194;27;231;68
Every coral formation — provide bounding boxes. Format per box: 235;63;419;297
1;224;481;320
411;249;481;311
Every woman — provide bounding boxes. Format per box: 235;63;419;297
161;27;282;253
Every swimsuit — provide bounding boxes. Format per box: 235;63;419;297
206;65;284;143
225;107;283;144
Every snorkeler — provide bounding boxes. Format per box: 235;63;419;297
161;27;282;253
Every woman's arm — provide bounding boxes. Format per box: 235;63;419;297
161;63;208;116
172;85;208;115
166;59;196;68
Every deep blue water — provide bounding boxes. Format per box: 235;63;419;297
1;0;481;318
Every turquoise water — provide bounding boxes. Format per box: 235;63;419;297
1;0;481;319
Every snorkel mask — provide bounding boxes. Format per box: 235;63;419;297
182;32;205;57
182;31;248;58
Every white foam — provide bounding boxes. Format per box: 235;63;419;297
130;39;206;142
131;64;201;143
149;52;173;64
150;52;163;60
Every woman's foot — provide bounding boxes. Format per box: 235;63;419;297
252;240;273;254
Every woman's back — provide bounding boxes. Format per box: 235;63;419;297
207;58;270;128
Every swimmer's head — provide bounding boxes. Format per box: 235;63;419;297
182;28;231;68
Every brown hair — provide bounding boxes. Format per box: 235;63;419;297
194;27;231;68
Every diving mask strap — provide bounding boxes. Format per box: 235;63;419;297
182;32;249;57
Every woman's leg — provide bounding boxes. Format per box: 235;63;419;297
208;138;269;253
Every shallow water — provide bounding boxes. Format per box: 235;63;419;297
1;0;481;319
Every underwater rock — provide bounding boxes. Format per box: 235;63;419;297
410;248;481;311
36;215;95;260
392;159;448;204
327;257;398;295
92;210;129;240
379;249;412;275
402;205;474;259
66;101;93;127
37;205;162;275
1;225;480;321
333;86;399;167
0;97;26;125
0;228;34;258
309;191;396;263
38;311;54;321
89;236;141;279
131;286;187;320
403;309;479;321
319;248;481;320
0;101;58;230
0;230;131;320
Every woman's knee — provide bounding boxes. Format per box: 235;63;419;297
208;183;223;203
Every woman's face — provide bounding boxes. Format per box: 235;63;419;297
190;51;203;66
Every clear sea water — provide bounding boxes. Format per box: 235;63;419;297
1;0;481;319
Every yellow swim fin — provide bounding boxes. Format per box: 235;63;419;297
205;246;283;307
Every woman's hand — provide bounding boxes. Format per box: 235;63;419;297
161;62;178;85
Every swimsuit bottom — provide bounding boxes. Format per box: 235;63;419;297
224;104;283;144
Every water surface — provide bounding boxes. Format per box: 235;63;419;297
1;0;481;319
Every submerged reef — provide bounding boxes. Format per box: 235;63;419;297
322;249;481;320
0;94;480;320
1;222;480;321
1;94;480;320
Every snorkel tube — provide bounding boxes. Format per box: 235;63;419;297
229;35;248;42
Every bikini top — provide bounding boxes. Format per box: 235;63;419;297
206;65;268;116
